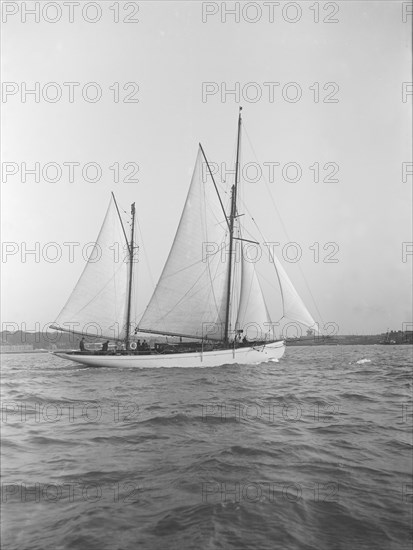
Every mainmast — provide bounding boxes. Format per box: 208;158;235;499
125;202;136;348
224;107;242;342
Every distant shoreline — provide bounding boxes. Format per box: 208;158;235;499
1;330;412;352
0;349;50;355
286;340;412;347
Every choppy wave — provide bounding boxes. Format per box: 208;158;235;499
1;345;412;549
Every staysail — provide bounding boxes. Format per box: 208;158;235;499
235;243;272;340
138;147;230;341
53;196;131;340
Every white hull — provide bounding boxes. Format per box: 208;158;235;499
53;340;285;368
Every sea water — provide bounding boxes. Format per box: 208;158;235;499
1;345;412;549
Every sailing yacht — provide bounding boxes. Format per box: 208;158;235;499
52;109;317;367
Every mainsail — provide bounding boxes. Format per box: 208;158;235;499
53;196;132;340
138;147;230;341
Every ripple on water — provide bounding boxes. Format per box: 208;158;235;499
1;345;411;550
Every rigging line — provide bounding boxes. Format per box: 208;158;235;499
242;125;291;242
111;192;131;254
242;123;325;328
211;133;238;201
134;204;156;294
161;257;215;279
203;172;232;231
199;143;230;231
134;201;167;324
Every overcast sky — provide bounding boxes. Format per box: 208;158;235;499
1;0;412;335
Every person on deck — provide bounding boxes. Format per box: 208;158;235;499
79;337;85;352
102;341;109;352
